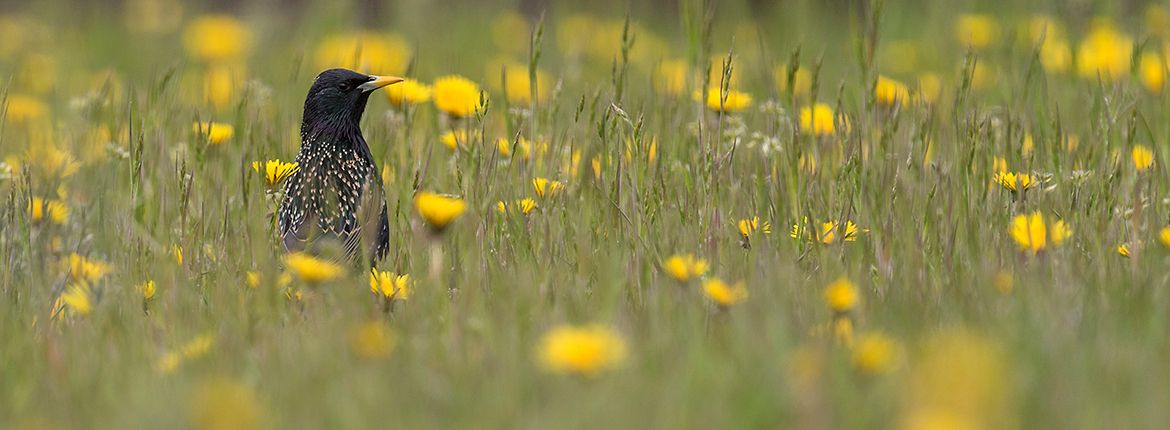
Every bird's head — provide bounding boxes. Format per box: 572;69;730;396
302;68;403;134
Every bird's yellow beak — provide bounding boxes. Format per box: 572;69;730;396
358;75;405;92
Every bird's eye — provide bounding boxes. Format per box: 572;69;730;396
338;82;352;92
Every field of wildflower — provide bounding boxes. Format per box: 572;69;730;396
4;0;1170;428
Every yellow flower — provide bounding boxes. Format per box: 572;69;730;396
914;73;943;105
58;282;93;316
182;14;251;62
246;271;261;288
993;171;1037;193
824;277;859;313
251;159;299;187
370;270;411;300
694;87;752;113
141;280;157;301
655;60;687;96
492;61;551;107
797;154;818;173
66;253;112;283
1118;244;1131;258
1009;212;1070;253
852;332;899;375
537;324;627;377
791;219;865;244
439;130;479;151
29;196;68;225
1076;21;1133;81
702;278;748;307
284;252;346;284
737;216;772;238
874;75;910;106
1159;227;1170;249
496;137;533;160
349;321;397;360
1133;145;1155;172
384;78;432;107
591;156;602;179
955;14;1000;50
531;177;564;199
774;64;813;96
1140;52;1167;93
832;317;855;346
414;191;467;232
173;244;184;265
432;75;485;118
314;32;411;75
662;254;709;282
497;198;537;216
799;103;847;136
202;64;243;112
4;94;47;124
1040;39;1072;74
193;122;234;145
189;376;264;430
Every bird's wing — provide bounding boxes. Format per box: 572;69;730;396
342;175;389;263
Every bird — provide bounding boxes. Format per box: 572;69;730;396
279;68;403;265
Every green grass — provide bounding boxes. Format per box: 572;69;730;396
3;0;1170;428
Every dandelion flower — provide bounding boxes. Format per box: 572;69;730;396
203;64;242;112
370;270;411;300
1140;52;1166;93
955;14;1000;50
349;321;397;360
432;75;485;118
251;159;299;188
702;278;748;307
193;122;234;145
173;244;184;266
694;87;752;113
799;103;847;136
140;280;157;301
66;254;112;283
495;61;551;107
385;78;433;106
29;197;68;225
1010;212;1070;253
246;271;261;288
1160;227;1170;249
4;94;48;124
1117;244;1131;258
182;15;252;62
993;171;1037;193
774;64;812;96
654;60;687;96
315;32;411;75
531;177;564;199
852;332;899;375
497;198;537;215
58;282;93;316
824;277;859;313
284;252;346;284
662;254;709;282
1076;21;1133;81
874;75;910;106
537;324;627;377
1133;145;1155;172
737;216;772;238
496;137;534;160
1050;220;1071;246
414;191;467;232
439;130;479;151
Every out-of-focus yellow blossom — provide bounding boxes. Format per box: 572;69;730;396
537;324;627;377
832;317;855;346
173;244;184;265
1159;227;1170;249
1076;21;1133;81
993;271;1013;295
490;11;530;55
774;64;812;96
439;129;479;151
1140;52;1167;93
4;94;47;124
284;252;345;284
193;122;233;145
1133;145;1155;172
315;32;411;75
969;61;997;90
140;280;157;301
246;271;261;288
824;277;859;313
655;60;687;96
875;75;910;106
432;75;485;118
880;40;919;75
385;79;432;107
251;159;298;188
695;87;752;113
737;216;772;238
57;282;93;317
992;157;1008;174
17;54;56;95
993;171;1037;193
799;103;847;136
702;277;747;307
1009;212;1070;253
914;73;943;105
414;191;467;232
900;329;1012;430
1039;39;1072;74
852;332;899;375
591;156;602;180
561;150;582;178
496;137;532;160
349;321;397;360
955;14;1000;49
497;198;537;215
182;15;251;63
708;55;743;88
29;197;68;225
189;376;264;430
791;218;866;244
662;254;709;282
203;64;242;112
1022;135;1035;157
66;254;111;283
1117;244;1131;258
491;61;551;107
532;177;564;198
1027;15;1065;43
370;270;411;300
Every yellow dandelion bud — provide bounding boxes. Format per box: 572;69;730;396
702;278;748;307
1118;244;1131;258
284;252;346;285
1133;145;1155;172
173;244;184;266
536;324;627;377
414;191;467;232
662;254;709;282
192;121;234;145
824;277;860;313
432;75;485;118
141;280;157;301
349;321;397;360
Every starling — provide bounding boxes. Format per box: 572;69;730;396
279;69;403;264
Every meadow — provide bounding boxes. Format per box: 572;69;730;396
3;0;1170;428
